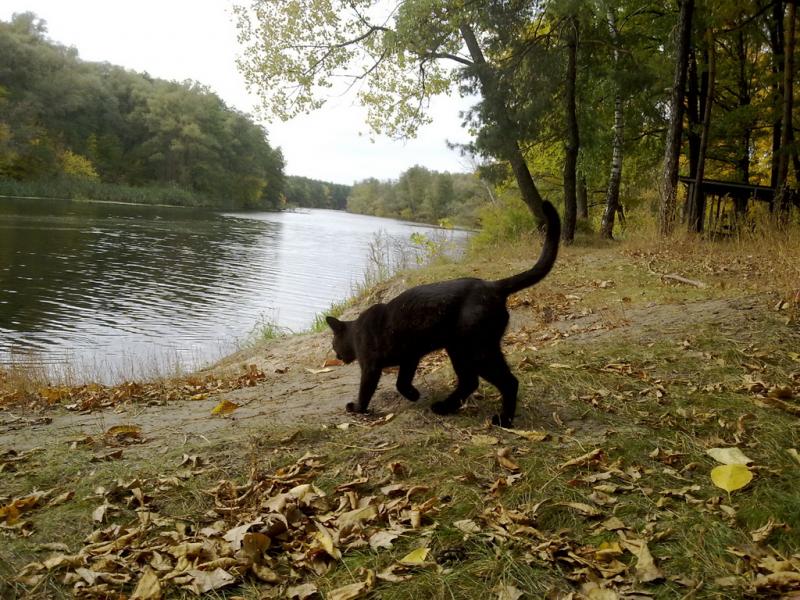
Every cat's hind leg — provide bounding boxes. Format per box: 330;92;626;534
431;347;478;416
396;357;421;401
478;349;519;428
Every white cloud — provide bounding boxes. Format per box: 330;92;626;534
1;0;475;184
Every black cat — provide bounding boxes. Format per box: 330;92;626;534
326;201;560;427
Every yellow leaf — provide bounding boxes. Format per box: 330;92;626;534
399;547;430;565
496;447;520;472
131;566;161;600
104;424;142;439
706;447;754;465
314;521;341;560
505;428;549;442
711;464;753;492
211;400;239;415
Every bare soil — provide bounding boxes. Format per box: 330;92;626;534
0;284;761;453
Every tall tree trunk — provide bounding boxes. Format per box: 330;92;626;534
577;173;589;221
770;0;786;190
659;0;694;236
563;16;579;244
735;30;751;185
687;30;715;233
777;0;796;210
601;8;624;240
459;23;546;223
686;49;701;181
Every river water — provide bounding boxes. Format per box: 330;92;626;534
0;197;468;382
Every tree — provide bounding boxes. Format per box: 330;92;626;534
659;0;694;236
562;14;580;243
600;4;624;240
234;0;553;222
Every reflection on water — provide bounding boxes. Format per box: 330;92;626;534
0;197;468;382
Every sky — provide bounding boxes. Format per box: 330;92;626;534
0;1;475;185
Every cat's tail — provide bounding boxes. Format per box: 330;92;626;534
492;200;561;297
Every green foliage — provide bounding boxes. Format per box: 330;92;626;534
471;192;537;248
284;176;351;209
0;13;285;210
58;150;99;181
347;166;490;226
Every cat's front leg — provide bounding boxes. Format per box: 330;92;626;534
346;364;381;414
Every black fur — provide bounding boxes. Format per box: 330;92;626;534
326;201;561;427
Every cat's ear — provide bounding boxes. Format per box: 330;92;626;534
326;316;346;334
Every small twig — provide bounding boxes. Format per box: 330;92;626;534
661;273;708;288
327;442;400;452
646;258;708;288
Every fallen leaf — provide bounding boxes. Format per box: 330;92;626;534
305;367;333;374
313;521;342;560
337;505;377;533
496;448;520;472
369;530;400;550
627;538;664;582
706;447;754;465
328;570;375;600
558;448;603;470
210;399;239;415
471;434;499;446
286;583;319;599
711;464;753;493
251;563;280;583
504;428;549;442
580;582;619;599
787;448;800;465
496;584;524;600
399;547;431;565
454;519;481;534
131;566;161;600
104;424;142;442
556;502;601;517
185;568;235;594
754;571;800;591
750;518;784;543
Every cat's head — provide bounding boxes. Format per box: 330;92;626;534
326;316;356;364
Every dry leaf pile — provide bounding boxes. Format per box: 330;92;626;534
0;364;266;412
12;451;443;598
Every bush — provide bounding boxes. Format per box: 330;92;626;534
471;193;537;247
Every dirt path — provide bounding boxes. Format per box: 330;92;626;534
0;290;764;453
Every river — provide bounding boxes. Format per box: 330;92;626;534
0;197;469;382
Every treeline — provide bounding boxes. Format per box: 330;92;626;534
283;176;350;210
0;13;285;209
347;166;491;226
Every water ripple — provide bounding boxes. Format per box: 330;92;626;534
0;200;469;382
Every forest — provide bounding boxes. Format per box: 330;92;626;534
0;13;285;210
347;166;492;225
236;0;800;240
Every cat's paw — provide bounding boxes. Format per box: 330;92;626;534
399;386;420;402
345;402;366;413
431;400;458;415
491;414;513;428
